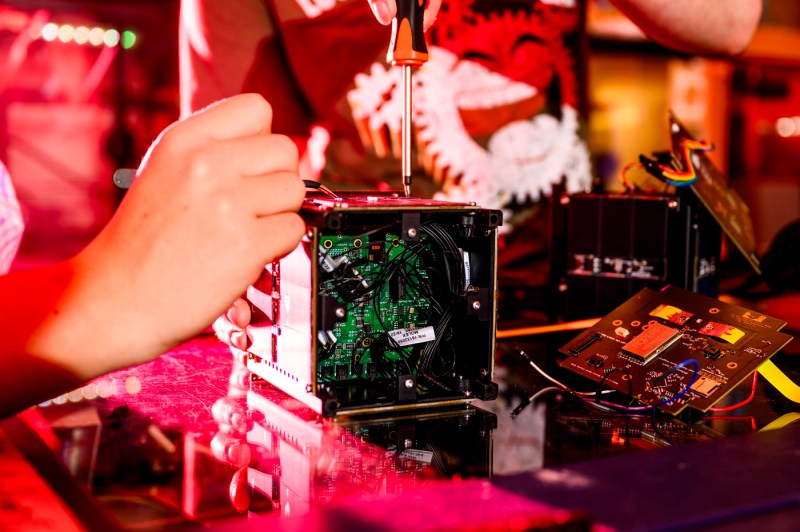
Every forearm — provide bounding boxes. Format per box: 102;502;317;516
0;261;120;418
0;94;306;419
611;0;762;55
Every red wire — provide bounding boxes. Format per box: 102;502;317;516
708;371;758;413
703;415;758;431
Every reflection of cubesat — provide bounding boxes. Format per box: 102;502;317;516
245;390;496;517
244;191;502;417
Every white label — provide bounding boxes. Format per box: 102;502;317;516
389;326;436;346
462;249;471;291
399;449;434;464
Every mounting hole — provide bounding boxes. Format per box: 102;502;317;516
631;321;641;327
642;324;650;330
727;361;738;369
710;308;720;314
621;374;632;381
612;319;623;327
322;239;333;249
354;238;363;248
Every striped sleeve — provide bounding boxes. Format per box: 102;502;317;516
0;160;24;274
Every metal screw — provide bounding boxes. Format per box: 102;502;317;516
472;301;481;311
407;227;418;239
404;438;413;449
404;378;414;389
480;368;489;377
335;307;346;319
668;199;679;209
558;283;568;292
560;195;570;205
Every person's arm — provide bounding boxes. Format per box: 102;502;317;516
370;0;761;55
610;0;762;55
0;94;306;418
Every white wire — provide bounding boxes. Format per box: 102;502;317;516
523;356;613;397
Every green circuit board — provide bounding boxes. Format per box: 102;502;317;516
316;231;434;382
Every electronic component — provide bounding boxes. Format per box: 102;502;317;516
690;376;721;398
643;112;761;273
245;191;502;416
587;355;605;369
699;322;745;344
614;327;630;340
567;332;602;356
650;304;693;325
621;322;683;365
703;345;722;360
558;286;794;415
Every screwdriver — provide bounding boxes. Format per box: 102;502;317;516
386;0;428;198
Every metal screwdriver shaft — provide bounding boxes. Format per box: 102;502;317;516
387;0;428;198
402;64;412;197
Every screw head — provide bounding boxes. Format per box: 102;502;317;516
335;307;346;319
407;227;418;238
472;301;481;311
404;378;414;389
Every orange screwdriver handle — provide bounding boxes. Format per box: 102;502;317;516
387;0;428;66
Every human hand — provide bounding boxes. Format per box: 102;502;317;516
367;0;442;32
213;298;252;353
59;93;305;376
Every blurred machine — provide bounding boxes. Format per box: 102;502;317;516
244;191;502;416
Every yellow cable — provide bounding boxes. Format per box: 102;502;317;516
758;359;800;403
760;412;800;432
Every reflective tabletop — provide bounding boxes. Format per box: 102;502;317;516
9;330;800;530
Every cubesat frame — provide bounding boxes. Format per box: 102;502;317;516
244;191;502;417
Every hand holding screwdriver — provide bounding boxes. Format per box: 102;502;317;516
368;0;442;32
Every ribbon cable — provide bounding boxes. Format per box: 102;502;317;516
758;359;800;403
